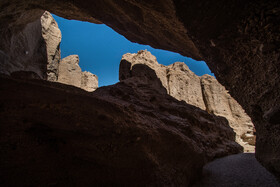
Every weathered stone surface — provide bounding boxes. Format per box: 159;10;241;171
0;11;47;79
167;62;206;110
81;71;98;92
57;55;98;92
41;11;62;81
120;50;254;152
0;0;279;178
0;11;61;81
200;75;255;152
57;55;82;87
0;72;241;186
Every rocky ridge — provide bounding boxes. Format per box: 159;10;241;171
120;50;255;152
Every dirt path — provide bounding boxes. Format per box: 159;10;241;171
193;153;279;187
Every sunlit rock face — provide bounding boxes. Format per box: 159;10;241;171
0;0;279;178
81;71;98;92
57;55;98;92
0;70;241;186
120;50;255;152
41;11;62;81
200;75;255;152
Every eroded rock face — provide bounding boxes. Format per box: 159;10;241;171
120;50;255;152
0;11;47;79
58;55;82;87
0;72;241;186
0;11;61;80
81;71;98;92
41;11;62;81
200;75;255;152
0;0;279;178
58;55;98;92
167;62;206;110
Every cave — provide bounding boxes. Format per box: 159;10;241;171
0;0;279;186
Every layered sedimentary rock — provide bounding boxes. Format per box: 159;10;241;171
120;50;255;152
58;55;98;92
0;0;279;178
0;71;241;186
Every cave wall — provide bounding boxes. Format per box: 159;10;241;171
0;0;279;177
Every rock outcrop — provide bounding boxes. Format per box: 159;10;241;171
200;75;255;152
81;71;98;92
0;11;61;80
120;50;255;152
0;71;241;186
41;11;62;82
0;11;47;79
57;55;98;92
57;55;82;88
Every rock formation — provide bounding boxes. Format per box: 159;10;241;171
0;10;98;91
0;70;241;186
120;50;255;152
0;11;61;80
81;71;98;92
41;11;62;82
57;55;82;88
0;0;279;179
200;75;255;152
57;55;98;92
0;12;47;79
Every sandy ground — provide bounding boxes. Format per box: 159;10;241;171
193;153;279;187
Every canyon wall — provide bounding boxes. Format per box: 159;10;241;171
0;0;279;178
120;50;255;152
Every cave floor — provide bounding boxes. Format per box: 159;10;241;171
193;153;279;187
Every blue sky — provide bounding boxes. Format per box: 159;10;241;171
52;15;214;87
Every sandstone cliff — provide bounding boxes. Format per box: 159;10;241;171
120;50;255;152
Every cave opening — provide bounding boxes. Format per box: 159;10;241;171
50;13;255;152
52;14;214;87
1;0;279;184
